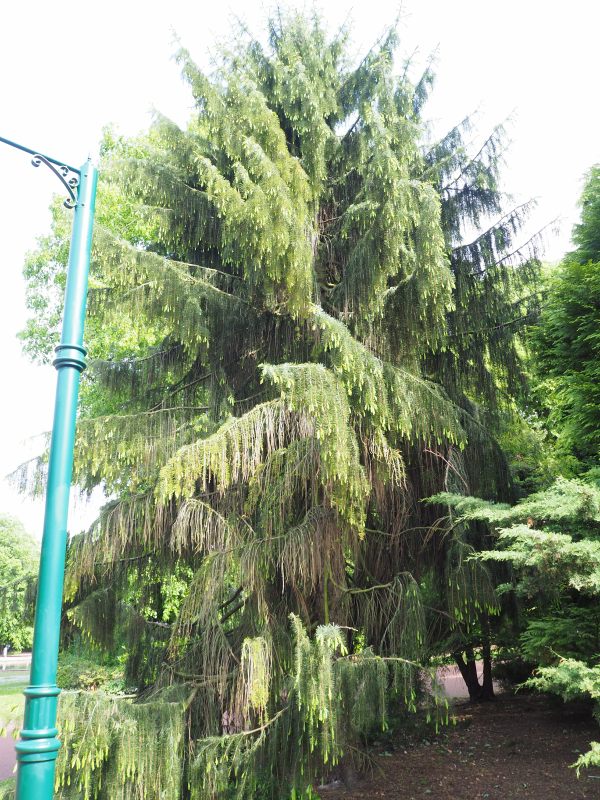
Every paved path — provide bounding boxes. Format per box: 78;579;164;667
0;731;15;782
0;654;30;670
0;657;29;783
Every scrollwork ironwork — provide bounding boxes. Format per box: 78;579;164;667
31;154;79;208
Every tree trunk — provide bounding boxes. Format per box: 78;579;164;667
453;649;482;701
480;615;495;700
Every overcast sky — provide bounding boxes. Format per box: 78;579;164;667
0;0;598;538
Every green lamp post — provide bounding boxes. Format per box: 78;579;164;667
0;135;98;799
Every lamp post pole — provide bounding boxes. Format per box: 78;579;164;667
0;136;97;800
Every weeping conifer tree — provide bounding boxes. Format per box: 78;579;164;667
4;12;542;800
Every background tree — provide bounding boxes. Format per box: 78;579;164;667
0;515;38;652
428;163;600;773
5;12;542;800
532;165;600;469
436;477;600;770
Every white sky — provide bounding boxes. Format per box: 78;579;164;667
0;0;598;538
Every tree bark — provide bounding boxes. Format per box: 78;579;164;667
453;649;482;701
480;615;495;701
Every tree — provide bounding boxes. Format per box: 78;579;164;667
7;12;541;800
572;165;600;264
0;515;38;652
437;477;600;771
532;166;600;468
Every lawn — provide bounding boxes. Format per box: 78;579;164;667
0;684;25;732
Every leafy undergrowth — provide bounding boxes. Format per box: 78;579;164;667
322;693;600;800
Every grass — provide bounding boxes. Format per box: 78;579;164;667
0;683;25;732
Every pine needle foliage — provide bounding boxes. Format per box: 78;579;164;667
56;689;186;800
188;616;423;800
424;120;542;407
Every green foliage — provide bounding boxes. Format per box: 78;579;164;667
532;258;600;466
424;122;542;408
531;165;600;466
572;165;600;264
188;616;423;800
56;652;125;693
519;606;600;665
436;476;600;769
53;689;187;800
0;515;38;651
526;659;600;773
0;683;25;736
496;407;559;494
19;129;162;367
434;478;600;605
434;476;600;530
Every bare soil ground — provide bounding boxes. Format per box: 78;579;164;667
321;693;600;800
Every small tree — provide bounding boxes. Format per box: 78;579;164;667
437;478;600;769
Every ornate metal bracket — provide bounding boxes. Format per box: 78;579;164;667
31;154;79;209
0;136;81;209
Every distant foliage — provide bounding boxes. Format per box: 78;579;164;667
0;514;38;651
55;652;124;692
532;165;600;467
572;165;600;263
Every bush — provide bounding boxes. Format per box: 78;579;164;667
56;653;125;692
